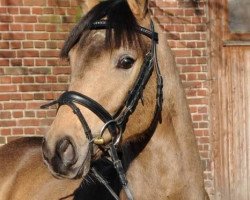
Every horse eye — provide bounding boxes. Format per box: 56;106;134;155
117;56;135;69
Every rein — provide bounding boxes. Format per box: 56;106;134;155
41;20;163;200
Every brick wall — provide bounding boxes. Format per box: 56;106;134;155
0;0;213;198
0;0;80;143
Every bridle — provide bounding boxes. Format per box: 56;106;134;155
41;20;163;200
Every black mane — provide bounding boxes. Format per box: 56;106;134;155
61;0;143;58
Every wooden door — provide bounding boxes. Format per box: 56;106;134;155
210;0;250;199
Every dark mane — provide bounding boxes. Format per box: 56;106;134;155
61;0;143;58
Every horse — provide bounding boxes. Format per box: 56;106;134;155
0;0;209;199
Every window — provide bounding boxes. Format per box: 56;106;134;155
225;0;250;41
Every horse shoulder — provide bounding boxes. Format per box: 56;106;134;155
0;137;41;199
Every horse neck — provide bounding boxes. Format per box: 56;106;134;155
123;26;205;197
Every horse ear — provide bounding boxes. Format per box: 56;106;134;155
77;0;100;14
127;0;147;20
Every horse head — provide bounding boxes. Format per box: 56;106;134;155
42;0;159;179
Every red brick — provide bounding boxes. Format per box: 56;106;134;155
0;77;11;84
186;42;196;48
35;59;46;66
186;58;198;64
17;50;39;58
10;94;21;100
2;0;23;6
67;8;77;15
54;8;66;15
20;8;30;14
35;76;46;83
37;110;47;118
197;90;207;96
197;57;207;64
174;50;191;57
1;129;11;136
9;24;22;31
0;60;9;66
175;25;185;32
19;85;51;92
40;50;59;57
13;111;23;118
11;59;22;66
4;103;26;110
24;128;35;135
58;76;69;83
0;111;11;119
185;25;196;32
18;119;39;126
46;41;58;49
53;67;71;75
46;24;57;32
35;24;45;31
23;59;34;66
3;33;25;40
23;0;46;6
0;15;13;22
46;76;57;83
29;67;51;74
27;33;49;40
23;24;34;31
52;84;67;91
15;16;37;23
25;111;35;117
0;24;9;31
32;8;43;15
0;121;16;127
22;41;34;48
43;8;54;14
34;42;45;48
7;7;19;14
0;85;17;92
34;93;44;99
57;0;70;7
22;93;33;100
11;42;21;49
47;59;58;66
12;128;23;135
23;76;34;83
181;33;200;40
191;17;202;24
27;102;43;109
38;16;61;23
0;42;9;49
0;7;7;13
50;33;67;40
0;51;16;58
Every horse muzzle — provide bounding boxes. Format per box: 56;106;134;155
42;137;90;179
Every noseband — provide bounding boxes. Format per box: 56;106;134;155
41;20;163;200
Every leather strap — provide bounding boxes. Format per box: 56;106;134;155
90;20;158;42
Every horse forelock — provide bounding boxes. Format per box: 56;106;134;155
61;0;144;59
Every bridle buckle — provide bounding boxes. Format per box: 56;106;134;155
92;120;122;146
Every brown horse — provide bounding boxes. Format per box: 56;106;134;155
0;0;209;199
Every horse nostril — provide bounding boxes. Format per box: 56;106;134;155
56;137;77;167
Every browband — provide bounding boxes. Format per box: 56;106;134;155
90;20;158;42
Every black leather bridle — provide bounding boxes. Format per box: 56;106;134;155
41;20;163;200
